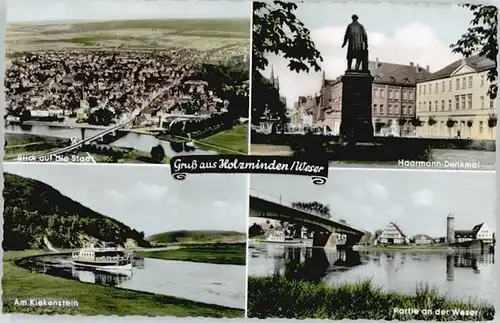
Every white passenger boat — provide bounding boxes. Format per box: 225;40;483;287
264;234;306;245
71;243;133;271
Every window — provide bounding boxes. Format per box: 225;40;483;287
373;90;377;98
448;99;452;111
418;102;421;111
467;94;472;109
408;105;412;114
408;90;413;99
380;105;384;113
481;74;485;87
441;100;445;111
490;99;494;109
441;81;445;92
456;79;460;90
380;89;384;98
389;90;393;99
461;94;466;109
449;80;452;91
481;96;485;109
479;121;484;134
434;83;438;93
468;76;473;88
455;95;460;110
373;104;377;113
402;106;406;114
428;84;431;93
423;85;426;95
419;85;422;95
395;90;400;99
462;77;466;89
428;101;432;112
434;100;438;111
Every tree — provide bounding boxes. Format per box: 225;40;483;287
428;116;437;136
252;1;323;122
150;144;165;163
291;201;331;218
450;5;498;99
446;118;456;137
467;119;474;137
397;118;407;136
249;223;264;237
487;113;497;138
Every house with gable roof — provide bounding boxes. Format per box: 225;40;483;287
377;222;409;244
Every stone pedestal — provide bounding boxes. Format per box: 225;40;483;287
339;71;374;144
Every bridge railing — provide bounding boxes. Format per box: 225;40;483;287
249;188;344;223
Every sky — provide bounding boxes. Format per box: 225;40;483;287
250;169;496;237
4;163;248;236
258;2;475;108
6;0;250;22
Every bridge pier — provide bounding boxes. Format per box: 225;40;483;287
313;229;337;248
446;254;454;281
80;128;85;140
294;224;303;238
345;234;363;247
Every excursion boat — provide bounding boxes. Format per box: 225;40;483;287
71;243;133;271
264;234;305;245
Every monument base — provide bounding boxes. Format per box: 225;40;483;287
339;71;374;145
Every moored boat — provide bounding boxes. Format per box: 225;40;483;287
71;242;133;271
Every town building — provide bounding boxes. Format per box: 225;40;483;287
454;222;494;243
316;58;431;136
377;222;408;244
415;55;497;140
413;234;434;244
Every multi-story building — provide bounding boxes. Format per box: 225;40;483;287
415;55;496;140
318;58;431;136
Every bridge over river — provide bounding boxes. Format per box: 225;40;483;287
249;189;366;247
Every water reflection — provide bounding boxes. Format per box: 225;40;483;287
17;253;245;309
249;243;495;304
5;124;215;156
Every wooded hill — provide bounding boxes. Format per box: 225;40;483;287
3;173;151;250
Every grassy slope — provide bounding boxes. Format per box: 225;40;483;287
3;251;243;317
148;230;246;244
137;243;246;266
197;124;248;154
247;276;495;320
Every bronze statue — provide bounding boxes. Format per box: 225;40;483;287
341;14;369;71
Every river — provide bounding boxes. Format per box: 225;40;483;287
19;254;245;309
248;243;495;305
5;124;216;156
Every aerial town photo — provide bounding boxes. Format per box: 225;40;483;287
251;2;497;169
247;170;495;321
3;163;248;317
5;0;250;164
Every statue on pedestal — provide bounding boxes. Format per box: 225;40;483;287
341;14;369;72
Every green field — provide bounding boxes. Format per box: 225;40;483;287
148;230;246;244
3;251;243;317
137;243;246;266
197;124;248;154
7;18;250;54
247;276;494;320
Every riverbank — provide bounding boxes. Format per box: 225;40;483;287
3;250;244;317
4;133;169;164
177;124;248;154
247;275;494;320
355;244;454;252
136;243;246;265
